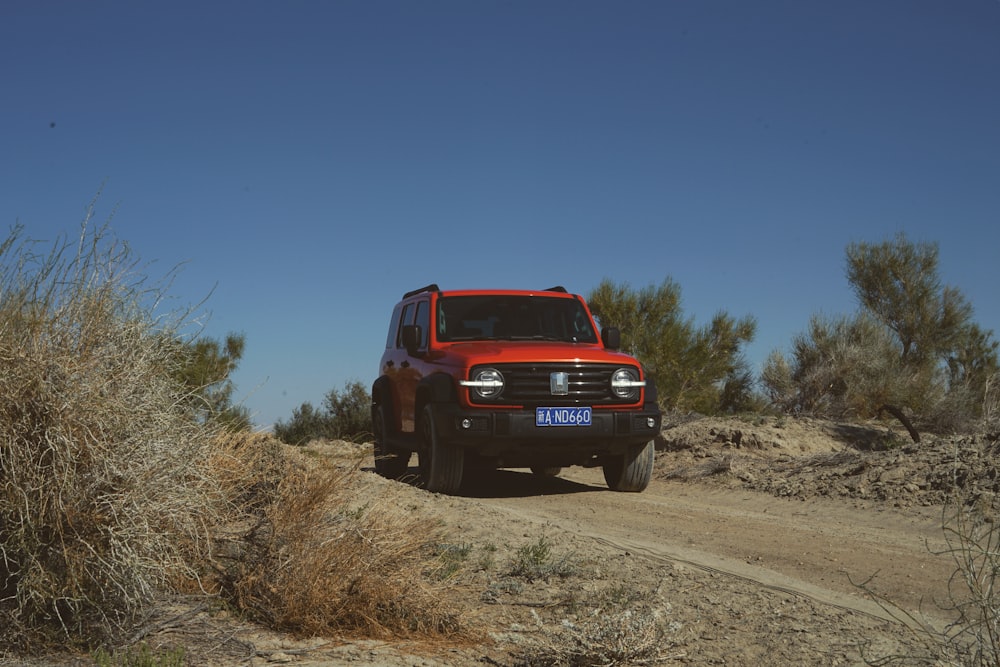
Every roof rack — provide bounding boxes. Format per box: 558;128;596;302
544;285;568;293
403;283;440;299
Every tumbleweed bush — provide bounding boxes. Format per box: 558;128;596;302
0;216;221;649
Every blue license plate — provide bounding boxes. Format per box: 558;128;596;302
535;406;592;427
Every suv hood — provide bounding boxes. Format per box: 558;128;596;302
441;341;640;367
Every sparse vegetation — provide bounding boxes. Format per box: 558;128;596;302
434;542;475;580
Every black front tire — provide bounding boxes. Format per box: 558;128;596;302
418;404;464;494
373;404;410;479
603;440;654;492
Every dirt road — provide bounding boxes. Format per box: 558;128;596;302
472;465;954;630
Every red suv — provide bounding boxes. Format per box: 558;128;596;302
372;285;661;494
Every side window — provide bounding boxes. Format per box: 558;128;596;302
395;303;415;348
414;300;430;349
385;304;403;349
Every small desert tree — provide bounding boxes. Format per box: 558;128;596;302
765;233;998;437
846;233;977;366
587;278;757;414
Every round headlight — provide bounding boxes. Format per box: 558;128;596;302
463;368;504;399
610;367;642;399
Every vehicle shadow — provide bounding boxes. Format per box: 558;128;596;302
366;466;605;498
464;468;605;498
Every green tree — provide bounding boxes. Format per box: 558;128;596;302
587;278;757;414
173;332;251;430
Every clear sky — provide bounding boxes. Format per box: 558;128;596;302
4;1;999;429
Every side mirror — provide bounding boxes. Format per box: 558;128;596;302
601;327;621;350
401;325;422;356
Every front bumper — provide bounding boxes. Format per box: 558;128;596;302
427;402;661;463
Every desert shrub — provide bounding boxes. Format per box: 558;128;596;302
0;217;223;649
212;448;467;639
763;314;924;417
517;606;682;666
272;400;333;444
507;537;577;582
274;380;372;444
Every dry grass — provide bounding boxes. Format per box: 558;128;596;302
0;211;473;656
0;215;222;649
209;434;471;641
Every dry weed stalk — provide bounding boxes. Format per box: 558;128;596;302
928;500;1000;666
0;214;221;649
857;441;999;666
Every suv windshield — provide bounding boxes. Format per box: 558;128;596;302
437;295;598;343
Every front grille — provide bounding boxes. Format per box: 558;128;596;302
469;363;639;406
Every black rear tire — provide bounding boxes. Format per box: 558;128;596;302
372;404;410;479
603;440;654;492
418;404;464;494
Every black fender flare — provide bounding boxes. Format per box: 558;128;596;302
371;376;392;407
416;372;457;413
643;375;659;409
371;376;396;435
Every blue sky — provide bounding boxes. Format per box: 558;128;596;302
4;1;999;429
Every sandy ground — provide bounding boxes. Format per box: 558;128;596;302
16;416;998;666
